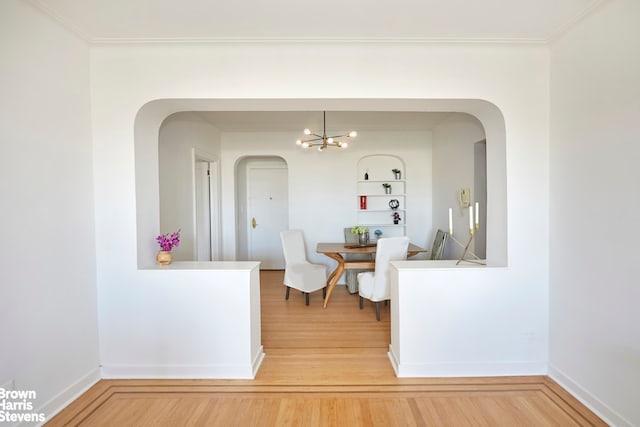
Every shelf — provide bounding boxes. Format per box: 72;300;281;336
359;209;405;213
358;179;405;183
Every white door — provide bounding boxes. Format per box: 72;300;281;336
247;165;288;269
195;160;212;261
194;157;220;261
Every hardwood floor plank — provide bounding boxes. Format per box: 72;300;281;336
46;271;607;426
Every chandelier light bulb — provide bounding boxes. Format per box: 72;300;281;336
302;142;310;148
341;142;348;148
349;131;357;138
327;137;334;144
304;128;311;135
295;139;302;145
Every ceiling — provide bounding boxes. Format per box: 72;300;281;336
30;0;604;43
26;0;603;132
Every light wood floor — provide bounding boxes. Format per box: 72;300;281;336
46;270;606;426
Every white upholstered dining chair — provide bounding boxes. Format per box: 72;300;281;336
357;236;410;320
280;230;327;305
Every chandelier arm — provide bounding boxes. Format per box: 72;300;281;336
301;135;323;141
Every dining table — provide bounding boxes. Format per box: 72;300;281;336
316;242;427;308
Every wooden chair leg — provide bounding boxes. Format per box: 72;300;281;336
305;292;310;306
375;302;381;321
359;296;364;309
285;286;290;300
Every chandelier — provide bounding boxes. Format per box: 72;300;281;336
295;111;357;151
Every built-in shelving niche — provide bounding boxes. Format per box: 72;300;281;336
356;155;407;239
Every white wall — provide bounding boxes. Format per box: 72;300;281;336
90;41;546;385
159;112;221;261
220;129;432;268
0;0;100;422
432;114;486;259
98;262;264;379
549;0;640;425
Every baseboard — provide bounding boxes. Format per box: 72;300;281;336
251;346;265;378
102;346;265;380
101;362;259;380
388;345;546;377
37;367;101;426
548;364;632;427
388;345;401;375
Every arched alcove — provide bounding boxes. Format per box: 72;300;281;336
356;154;407;239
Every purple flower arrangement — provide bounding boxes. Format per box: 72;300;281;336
157;230;180;252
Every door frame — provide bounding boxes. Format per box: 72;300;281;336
192;149;221;261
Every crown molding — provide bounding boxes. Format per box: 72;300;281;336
27;0;607;47
88;36;549;46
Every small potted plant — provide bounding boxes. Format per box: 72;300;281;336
382;183;392;194
156;229;180;265
351;226;370;245
392;168;401;180
392;212;401;224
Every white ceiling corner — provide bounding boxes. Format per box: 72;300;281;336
27;0;606;44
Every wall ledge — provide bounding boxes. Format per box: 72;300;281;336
141;261;260;271
393;259;501;270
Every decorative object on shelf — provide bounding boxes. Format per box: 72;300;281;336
156;229;180;265
374;229;383;239
388;199;400;210
364;169;369;180
360;195;367;210
351;226;370;246
392;212;401;224
392;168;402;180
382;183;392;194
295;111;357;151
448;204;485;265
156;251;173;265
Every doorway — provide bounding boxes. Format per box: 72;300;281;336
236;157;289;269
193;150;221;261
474;140;487;259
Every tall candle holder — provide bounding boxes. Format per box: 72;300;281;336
451;226;485;265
